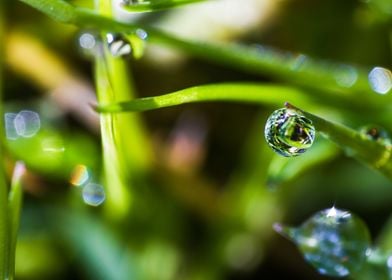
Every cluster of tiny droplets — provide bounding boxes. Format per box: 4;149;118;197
264;108;315;157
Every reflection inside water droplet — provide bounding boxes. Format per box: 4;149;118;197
106;33;132;57
274;207;371;277
14;110;41;138
70;165;90;187
264;108;315;157
368;67;392;94
82;183;105;206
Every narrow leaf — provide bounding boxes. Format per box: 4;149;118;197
121;0;208;12
8;161;25;279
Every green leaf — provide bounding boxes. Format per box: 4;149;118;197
8;162;25;279
96;83;316;113
121;0;208;12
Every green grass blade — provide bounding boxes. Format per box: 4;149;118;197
0;4;9;278
95;0;153;220
96;83;316;113
8;162;25;279
286;103;392;180
121;0;208;12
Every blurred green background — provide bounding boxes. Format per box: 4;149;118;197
2;0;392;279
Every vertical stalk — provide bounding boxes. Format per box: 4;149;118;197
0;3;10;278
94;0;152;220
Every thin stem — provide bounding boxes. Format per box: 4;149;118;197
121;0;208;12
96;83;316;112
8;162;25;280
285;102;392;180
0;3;10;278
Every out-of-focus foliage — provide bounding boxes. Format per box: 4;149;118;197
3;0;392;279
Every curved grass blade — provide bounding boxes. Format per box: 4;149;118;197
121;0;208;13
0;4;9;278
96;83;317;113
8;161;25;279
285;103;392;180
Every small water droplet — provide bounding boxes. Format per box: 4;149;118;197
368;67;392;94
78;32;101;57
334;64;358;88
14;110;41;138
4;113;18;140
82;183;105;206
359;125;391;146
106;33;132;57
274;207;371;277
70;164;90;187
264;108;315;157
136;28;148;40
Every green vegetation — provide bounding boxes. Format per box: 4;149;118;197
3;0;392;278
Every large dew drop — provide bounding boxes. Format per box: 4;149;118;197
264;108;315;157
274;207;371;277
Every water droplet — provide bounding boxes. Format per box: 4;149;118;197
14;110;41;138
359;125;391;146
78;32;101;57
334;64;358;88
82;183;105;206
136;28;148;40
274;207;371;277
106;33;132;57
70;164;90;187
4;113;18;140
368;67;392;94
264;108;315;157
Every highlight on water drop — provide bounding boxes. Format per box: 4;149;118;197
264;107;315;157
106;33;132;57
82;182;106;207
274;207;371;277
368;67;392;95
70;164;90;187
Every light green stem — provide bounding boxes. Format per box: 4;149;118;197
96;83;316;112
0;3;10;278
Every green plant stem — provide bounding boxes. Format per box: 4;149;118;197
8;162;25;279
94;0;152;220
18;0;389;101
96;83;316;112
121;0;207;12
285;103;392;180
0;4;10;278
